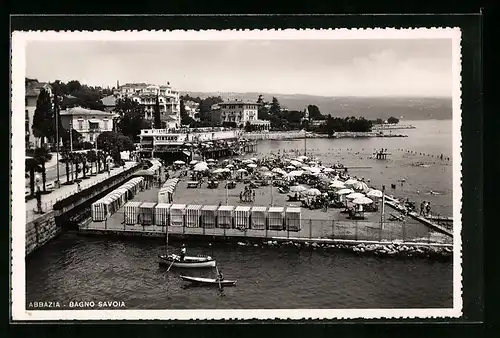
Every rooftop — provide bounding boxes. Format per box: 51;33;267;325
101;95;117;107
220;100;260;106
60;106;117;117
25;81;52;97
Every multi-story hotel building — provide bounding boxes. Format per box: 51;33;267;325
217;99;270;130
218;100;258;127
112;82;181;129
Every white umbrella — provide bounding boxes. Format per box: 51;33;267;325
352;181;370;192
288;170;304;177
207;158;216;162
286;165;296;170
352;196;373;205
297;155;308;161
213;168;225;174
247;163;257;168
260;166;270;171
262;171;274;177
222;168;231;172
189;160;198;165
174;160;185;165
329;180;345;189
242;159;254;164
336;188;354;195
344;179;358;186
290;185;307;193
193;164;208;172
308;167;321;173
346;192;365;200
272;168;286;175
367;189;383;198
250;157;258;162
237;168;248;173
290;160;302;167
308;161;317;166
226;164;235;168
306;188;322;196
323;167;335;173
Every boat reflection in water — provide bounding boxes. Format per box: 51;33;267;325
180;275;237;287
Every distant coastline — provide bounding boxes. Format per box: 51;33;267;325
372;124;416;130
242;131;408;141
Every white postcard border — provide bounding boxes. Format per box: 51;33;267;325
11;28;463;321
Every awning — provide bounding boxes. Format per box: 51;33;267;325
183;151;190;156
88;119;101;123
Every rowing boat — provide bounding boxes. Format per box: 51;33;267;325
158;254;216;268
179;275;237;286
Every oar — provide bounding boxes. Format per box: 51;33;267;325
166;256;176;272
215;264;222;291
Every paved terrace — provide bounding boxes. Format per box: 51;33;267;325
26;161;138;223
81;175;453;245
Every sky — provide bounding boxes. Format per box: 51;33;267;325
25;39;452;97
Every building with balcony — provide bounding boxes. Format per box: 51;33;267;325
25;80;53;148
59;107;118;144
112;81;181;128
218;100;259;127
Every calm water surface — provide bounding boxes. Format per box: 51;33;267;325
26;234;453;309
26;119;454;309
256;120;453;215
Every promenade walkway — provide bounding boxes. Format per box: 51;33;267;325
26;161;138;223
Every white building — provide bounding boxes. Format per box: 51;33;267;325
219;100;259;127
25;80;53;148
112;82;181;128
60;107;118;144
184;100;200;121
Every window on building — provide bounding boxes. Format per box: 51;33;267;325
103;120;109;130
78;120;83;130
90;134;94;142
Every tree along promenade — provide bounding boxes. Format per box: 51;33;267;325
25;161;138;223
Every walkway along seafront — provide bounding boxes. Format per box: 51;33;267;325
25;160;141;256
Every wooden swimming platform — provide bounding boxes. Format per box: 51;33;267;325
383;198;453;238
426;215;453;222
375;152;391;160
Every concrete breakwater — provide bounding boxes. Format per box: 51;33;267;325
242;131;407;140
335;131;408;138
372;124;416;130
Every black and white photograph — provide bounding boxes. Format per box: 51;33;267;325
11;29;462;320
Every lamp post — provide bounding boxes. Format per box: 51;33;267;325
54;92;61;189
380;185;386;229
69;120;73;152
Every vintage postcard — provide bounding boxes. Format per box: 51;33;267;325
11;28;462;321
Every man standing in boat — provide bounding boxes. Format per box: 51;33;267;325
180;244;187;261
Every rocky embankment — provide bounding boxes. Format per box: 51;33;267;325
235;240;453;260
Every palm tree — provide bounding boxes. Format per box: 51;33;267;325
33;146;52;192
96;150;103;173
86;150;97;176
60;148;73;184
25;157;41;196
72;152;81;180
81;153;88;179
